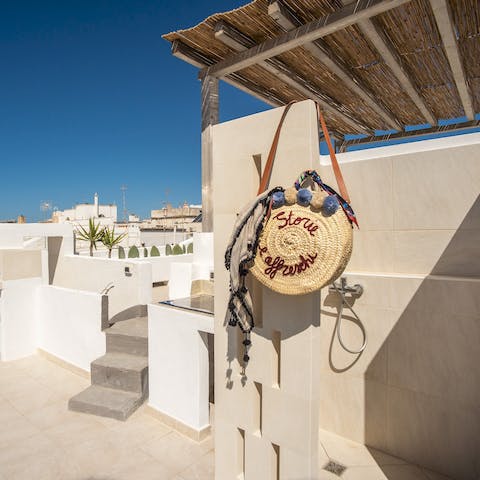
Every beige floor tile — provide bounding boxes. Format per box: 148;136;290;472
0;415;40;448
317;469;341;480
6;449;82;480
0;398;24;424
68;436;156;478
178;451;214;480
109;450;176;480
342;465;389;479
90;411;124;428
368;448;407;466
140;432;212;473
381;465;430;480
7;382;61;415
107;413;171;446
23;399;78;430
5;355;42;371
0;366;30;386
0;432;57;478
37;372;90;400
44;413;107;447
0;375;44;400
319;429;379;467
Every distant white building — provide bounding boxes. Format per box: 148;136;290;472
52;193;117;227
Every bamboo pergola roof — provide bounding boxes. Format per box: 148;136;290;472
164;0;479;136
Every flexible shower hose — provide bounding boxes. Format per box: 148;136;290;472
331;282;367;354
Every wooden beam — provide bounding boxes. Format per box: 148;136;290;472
215;22;371;133
172;40;282;107
338;0;436;125
338;119;480;151
199;0;411;79
201;76;218;232
268;0;400;130
429;0;474;120
201;76;219;131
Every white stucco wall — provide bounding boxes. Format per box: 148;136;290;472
53;255;152;318
37;285;105;372
0;224;74;251
148;303;213;431
136;254;193;283
0;279;105;371
0;277;42;360
0;249;43;281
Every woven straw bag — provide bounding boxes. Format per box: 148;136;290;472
250;102;357;295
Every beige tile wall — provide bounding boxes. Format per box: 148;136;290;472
212;101;322;480
318;134;480;480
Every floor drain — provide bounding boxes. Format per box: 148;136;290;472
323;460;347;476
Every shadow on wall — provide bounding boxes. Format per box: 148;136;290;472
47;236;63;284
365;195;480;480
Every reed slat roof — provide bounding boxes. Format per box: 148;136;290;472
164;0;479;134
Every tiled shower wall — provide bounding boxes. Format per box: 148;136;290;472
212;101;322;480
319;134;480;480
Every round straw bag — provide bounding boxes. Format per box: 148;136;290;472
250;102;357;295
250;176;353;295
224;101;357;365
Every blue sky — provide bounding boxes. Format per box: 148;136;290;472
1;1;478;221
0;0;269;221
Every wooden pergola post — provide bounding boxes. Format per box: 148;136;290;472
201;75;219;232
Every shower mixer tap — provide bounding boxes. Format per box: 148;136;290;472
329;277;363;296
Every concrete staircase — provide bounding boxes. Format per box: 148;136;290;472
69;317;149;421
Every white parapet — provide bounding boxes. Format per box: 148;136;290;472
147;303;213;436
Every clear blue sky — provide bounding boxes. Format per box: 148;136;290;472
0;0;270;221
2;1;478;221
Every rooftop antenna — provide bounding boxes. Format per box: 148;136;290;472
40;201;52;221
120;185;127;222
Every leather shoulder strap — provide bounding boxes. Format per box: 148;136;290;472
258;101;351;204
316;103;350;203
257;101;295;195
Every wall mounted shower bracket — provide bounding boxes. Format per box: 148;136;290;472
328;276;363;296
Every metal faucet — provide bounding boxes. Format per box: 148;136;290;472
329;276;363;296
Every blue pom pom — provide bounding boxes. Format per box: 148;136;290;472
322;195;339;216
272;191;285;208
297;188;312;206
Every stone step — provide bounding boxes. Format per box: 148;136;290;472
91;353;148;394
68;385;144;421
106;317;148;356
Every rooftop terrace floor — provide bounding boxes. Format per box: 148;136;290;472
0;354;451;480
0;354;213;480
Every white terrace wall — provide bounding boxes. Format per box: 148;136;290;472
318;132;480;479
52;255;152;319
0;277;41;359
0;249;42;281
212;101;321;480
0;280;105;370
0;224;73;250
38;285;105;371
136;254;193;284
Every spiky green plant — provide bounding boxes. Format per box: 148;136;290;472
172;244;183;255
101;227;127;259
128;246;140;258
187;243;193;254
75;218;105;257
118;246;125;259
150;245;160;257
165;244;172;256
